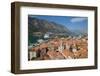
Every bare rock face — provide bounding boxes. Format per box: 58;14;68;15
28;17;71;34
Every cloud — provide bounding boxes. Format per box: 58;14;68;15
70;17;87;23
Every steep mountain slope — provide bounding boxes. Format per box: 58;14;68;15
28;17;71;34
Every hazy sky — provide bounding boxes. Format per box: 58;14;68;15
29;15;88;32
